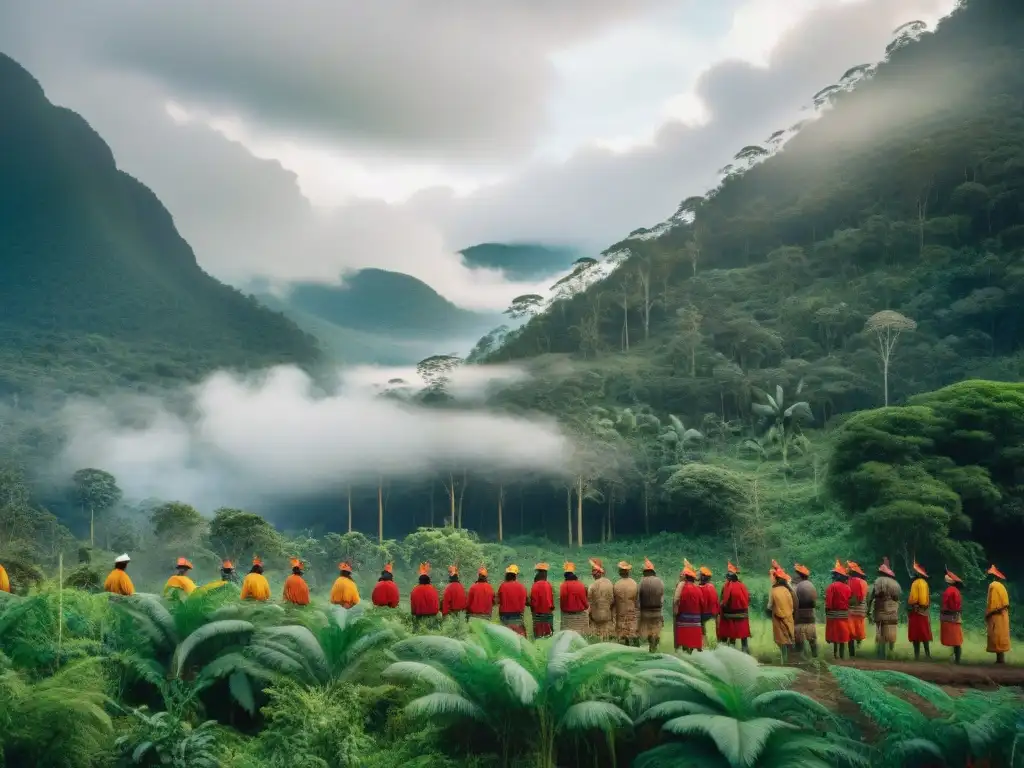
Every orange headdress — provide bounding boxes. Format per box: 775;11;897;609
448;565;459;576
831;559;847;576
774;567;792;582
912;561;928;578
252;555;263;567
534;562;550;571
589;558;605;574
794;563;810;577
418;562;431;576
847;561;864;576
699;566;712;578
878;557;895;578
618;560;632;571
987;564;1006;580
944;567;962;585
643;558;655;571
477;565;488;577
506;564;520;575
682;559;697;579
383;563;394;574
176;557;193;569
339;562;353;572
290;557;304;570
726;561;740;574
563;562;576;573
222;560;234;570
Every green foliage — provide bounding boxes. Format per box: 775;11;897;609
663;464;749;534
150;503;208;552
0;658;114;767
231;678;372;768
633;647;861;768
829;380;1024;570
831;664;1024;767
385;624;641;767
401;527;485;573
114;708;220;768
208;508;285;563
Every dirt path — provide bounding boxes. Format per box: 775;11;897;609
808;658;1024;688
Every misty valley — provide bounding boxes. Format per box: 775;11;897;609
3;0;1024;766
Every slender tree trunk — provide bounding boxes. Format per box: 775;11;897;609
449;472;457;528
347;485;353;534
89;505;94;549
457;469;467;528
566;488;573;547
882;353;890;406
497;483;504;542
377;477;384;543
429;480;435;527
643;485;650;535
576;476;584;548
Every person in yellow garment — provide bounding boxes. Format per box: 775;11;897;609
985;564;1011;664
104;553;135;596
164;557;197;596
196;560;238;594
330;562;360;608
0;563;10;593
240;556;271;601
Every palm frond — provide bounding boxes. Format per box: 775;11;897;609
558;700;632;733
636;699;718;724
496;657;540;704
663;714;795;768
634;741;732;768
383;660;462;694
404;691;487;722
172;619;255;676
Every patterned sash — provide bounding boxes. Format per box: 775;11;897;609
940;610;961;624
675;612;701;628
466;612;492;620
532;612;553;623
795;607;816;624
825;609;849;620
500;612;524;624
848;602;867;617
722;610;748;621
910;604;930;616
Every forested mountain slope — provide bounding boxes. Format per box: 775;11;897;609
0;53;321;395
487;0;1024;428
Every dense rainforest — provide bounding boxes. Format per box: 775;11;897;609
2;0;1024;579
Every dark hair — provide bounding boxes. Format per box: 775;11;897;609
250;564;264;574
504;572;517;582
534;571;548;582
418;575;430;585
292;567;303;575
378;571;393;581
564;572;577;580
449;574;460;583
477;574;488;582
115;562;128;571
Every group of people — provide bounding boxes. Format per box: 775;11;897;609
13;550;1007;665
761;558;1011;664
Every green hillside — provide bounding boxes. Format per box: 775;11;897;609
459;242;580;280
0;52;321;396
286;268;502;344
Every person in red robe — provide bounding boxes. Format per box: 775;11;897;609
825;559;852;658
497;564;528;636
940;567;963;664
559;562;590;633
846;560;868;657
371;563;400;608
674;560;703;653
282;558;310;606
718;561;751;653
529;563;555;638
698;565;720;648
410;562;439;630
442;565;468;618
466;566;495;621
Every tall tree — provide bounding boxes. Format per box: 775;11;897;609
70;468;122;548
208;508;284;562
864;310;917;406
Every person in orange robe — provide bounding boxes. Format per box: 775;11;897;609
940;567;964;664
718;561;751;652
559;562;590;633
674;560;703;652
0;563;9;593
825;559;852;658
371;563;400;608
497;564;528;636
698;566;720;648
410;562;440;629
282;558;310;606
104;553;135;596
329;562;360;608
846;560;868;657
907;560;933;659
442;565;467;618
466;566;495;621
529;563;555;638
240;556;271;601
164;557;196;597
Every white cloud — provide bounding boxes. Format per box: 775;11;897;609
55;365;571;510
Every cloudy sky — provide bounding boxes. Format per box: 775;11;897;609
0;0;955;312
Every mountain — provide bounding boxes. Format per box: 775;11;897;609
261;268;504;364
490;0;1024;422
0;52;321;396
459;242;580;280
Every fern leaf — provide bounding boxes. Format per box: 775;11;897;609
663;714;795;767
496;658;539;704
557;701;633;733
383;661;462;694
229;670;256;714
172;619;255;676
404;691;487;722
